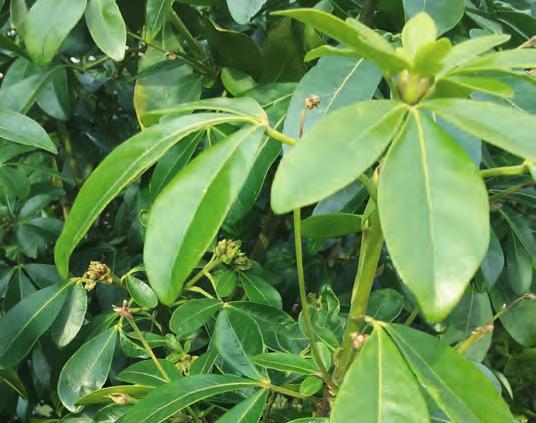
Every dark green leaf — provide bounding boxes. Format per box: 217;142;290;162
170;298;223;339
145;0;174;41
51;282;88;348
252;352;317;375
77;385;151;406
215;389;268;423
240;273;282;309
117;359;181;387
126;276;158;309
301;213;362;239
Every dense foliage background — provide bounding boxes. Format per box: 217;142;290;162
0;0;535;422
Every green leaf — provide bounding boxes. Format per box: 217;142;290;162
402;12;437;59
85;0;127;61
51;282;88;348
226;0;266;25
54;113;254;279
240;273;282;309
216;389;268;423
58;328;118;412
490;276;536;347
331;327;429;423
378;110;489;322
458;49;536;73
384;323;515;423
0;368;28;399
126;276;158;309
252;352;317;375
117;359;181;387
121;375;259;423
37;67;71;121
480;228;504;290
272;101;407;213
77;385;151;406
214;308;265;381
274;9;409;72
145;0;174;41
221;67;256;96
170;299;223;339
505;233;533;295
443;75;514;98
423;99;536;160
301;213;362;239
0;283;70;369
0;109;56;153
402;0;464;35
299;376;322;397
500;206;536;260
144;125;265;304
366;288;405;322
214;269;239;298
21;0;87;66
304;45;357;62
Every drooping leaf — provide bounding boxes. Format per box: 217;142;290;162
272;101;407;213
384;323;515;423
58;327;118;412
240;273;282;309
0;109;57;153
252;352;317;375
51;282;88;348
121;375;259;423
331;327;429;423
54;113;255;279
0;283;70;369
21;0;87;66
423;99;536;160
214;308;265;381
144;125;265;304
85;0;127;61
117;359;181;387
216;389;268;423
301;213;362;239
378;110;489;322
170;299;223;339
126;276;159;309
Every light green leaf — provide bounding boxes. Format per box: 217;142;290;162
252;352;317;375
423;99;536;160
22;0;87;66
443;75;514;98
117;359;181;387
0;283;70;369
170;299;223;339
58;328;118;412
227;0;266;25
214;269;239;298
145;0;174;41
240;273;282;309
385;323;515;423
273;9;409;73
402;12;437;59
85;0;127;61
0;109;56;153
54;112;254;279
272;101;407;213
77;385;151;406
214;308;265;381
402;0;464;35
216;389;268;423
144;125;265;304
331;327;429;423
366;288;405;322
121;375;259;423
126;276;158;309
51;282;88;348
301;213;362;239
378;110;489;322
299;376;322;397
458;49;536;73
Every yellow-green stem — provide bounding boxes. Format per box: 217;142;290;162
480;163;528;178
265;127;296;145
184;257;222;290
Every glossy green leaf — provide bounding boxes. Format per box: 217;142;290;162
304;45;357;62
0;283;70;369
121;375;259;423
480;228;504;290
54;113;254;279
51;282;88;348
227;0;265;25
273;101;407;213
85;0;127;61
214;308;265;380
126;276;158;309
379;110;489;322
0;109;57;153
22;0;87;66
252;352;317;375
0;368;28;399
214;269;239;298
301;213;362;239
117;359;181;387
490;277;536;347
500;207;536;260
385;323;515;422
443;75;514;98
402;0;464;35
299;376;322;397
58;327;118;412
216;389;268;423
77;385;151;406
274;9;409;72
366;288;405;322
170;299;223;339
401;12;437;59
144;125;265;304
505;233;533;295
423;99;536;160
331;327;429;423
145;0;174;41
459;49;536;73
221;67;256;96
240;273;282;309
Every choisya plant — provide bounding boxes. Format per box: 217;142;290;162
0;5;535;423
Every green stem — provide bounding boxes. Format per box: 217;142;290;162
268;383;307;400
334;203;383;384
127;317;170;382
57;122;83;185
184;257;222;290
480;163;528;178
357;174;377;201
293;208;332;386
265;127;296;146
404;306;420;325
489;182;534;201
